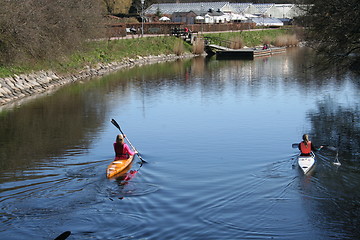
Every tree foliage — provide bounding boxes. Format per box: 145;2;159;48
300;0;360;71
0;0;104;65
103;0;117;14
103;0;133;14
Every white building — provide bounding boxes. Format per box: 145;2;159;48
145;2;306;24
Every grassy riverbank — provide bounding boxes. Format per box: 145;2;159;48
204;28;292;46
0;36;190;78
0;29;293;78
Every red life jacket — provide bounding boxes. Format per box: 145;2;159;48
114;143;128;159
300;141;312;154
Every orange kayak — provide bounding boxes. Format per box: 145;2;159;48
106;155;134;179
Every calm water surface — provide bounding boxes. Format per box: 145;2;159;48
0;48;359;239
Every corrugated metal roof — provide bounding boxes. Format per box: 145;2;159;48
229;3;252;13
253;4;275;14
251;17;283;26
145;2;231;15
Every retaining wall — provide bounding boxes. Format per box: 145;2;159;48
0;54;194;108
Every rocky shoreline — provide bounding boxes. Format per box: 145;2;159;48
0;53;195;109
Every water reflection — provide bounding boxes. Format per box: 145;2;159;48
0;83;110;173
308;98;360;158
300;96;360;239
0;47;360;239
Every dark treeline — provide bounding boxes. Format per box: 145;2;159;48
0;0;104;65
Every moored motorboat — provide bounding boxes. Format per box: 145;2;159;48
106;155;134;179
298;152;315;174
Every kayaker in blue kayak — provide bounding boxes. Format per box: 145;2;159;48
298;134;323;156
114;134;137;160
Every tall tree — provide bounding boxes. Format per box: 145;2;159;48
300;0;360;71
129;0;140;14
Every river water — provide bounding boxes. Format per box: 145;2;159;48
0;48;359;240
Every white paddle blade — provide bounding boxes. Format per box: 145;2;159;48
326;146;337;151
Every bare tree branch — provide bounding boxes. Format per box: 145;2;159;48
0;0;105;65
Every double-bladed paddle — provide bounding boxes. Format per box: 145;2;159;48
291;143;341;166
292;143;325;150
111;119;147;163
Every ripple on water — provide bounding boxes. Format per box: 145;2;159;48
196;189;308;239
103;181;160;199
191;156;306;239
64;159;109;179
67;211;151;239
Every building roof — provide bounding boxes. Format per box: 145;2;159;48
144;2;234;15
229;3;252;13
250;17;284;26
145;2;303;19
172;11;198;16
253;3;275;15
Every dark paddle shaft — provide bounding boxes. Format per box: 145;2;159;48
111;119;147;163
292;143;299;148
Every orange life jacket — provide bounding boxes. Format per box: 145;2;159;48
300;141;312;154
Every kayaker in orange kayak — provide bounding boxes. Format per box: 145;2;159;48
298;134;323;156
114;134;137;160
